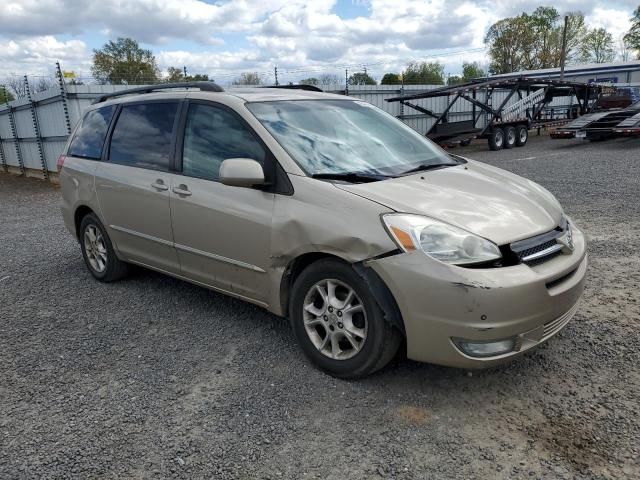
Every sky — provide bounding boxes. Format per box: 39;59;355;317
0;0;637;84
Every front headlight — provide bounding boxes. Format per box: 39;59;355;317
382;214;502;265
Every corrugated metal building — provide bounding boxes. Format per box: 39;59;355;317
490;60;640;84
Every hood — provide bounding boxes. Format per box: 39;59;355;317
334;160;563;245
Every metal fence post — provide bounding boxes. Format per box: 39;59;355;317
56;62;72;135
0;86;8;173
25;75;48;180
5;96;25;175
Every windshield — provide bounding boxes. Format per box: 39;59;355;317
247;99;456;176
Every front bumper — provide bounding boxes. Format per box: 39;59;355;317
368;225;587;368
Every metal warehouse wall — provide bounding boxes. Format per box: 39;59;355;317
0;83;581;179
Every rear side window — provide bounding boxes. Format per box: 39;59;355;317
109;103;178;171
68;105;116;159
182;103;266;181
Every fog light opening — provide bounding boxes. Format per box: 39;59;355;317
452;337;517;358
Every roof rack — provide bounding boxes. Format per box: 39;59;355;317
92;82;224;104
261;85;323;92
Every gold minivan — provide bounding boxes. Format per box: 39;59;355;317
60;83;587;378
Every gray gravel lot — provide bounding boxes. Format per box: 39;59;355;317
1;135;639;479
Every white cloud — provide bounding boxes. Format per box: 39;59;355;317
0;36;90;76
0;0;637;80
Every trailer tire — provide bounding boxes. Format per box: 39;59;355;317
488;128;504;151
515;125;528;147
504;126;516;149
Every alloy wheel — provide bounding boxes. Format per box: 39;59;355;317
302;279;368;360
84;225;107;273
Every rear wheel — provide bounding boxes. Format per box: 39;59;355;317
79;213;129;282
289;259;401;378
488;128;504;151
504;126;516;149
515;125;528;147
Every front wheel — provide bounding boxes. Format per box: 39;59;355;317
289;259;401;378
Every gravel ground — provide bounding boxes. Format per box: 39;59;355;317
1;134;639;479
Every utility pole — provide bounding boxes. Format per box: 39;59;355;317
559;15;569;81
345;69;349;95
274;66;279;86
183;65;187;78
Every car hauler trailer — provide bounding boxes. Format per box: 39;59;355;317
552;100;640;141
386;77;600;151
613;104;640;137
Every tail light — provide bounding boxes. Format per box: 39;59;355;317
56;154;66;172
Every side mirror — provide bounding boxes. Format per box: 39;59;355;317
219;158;265;188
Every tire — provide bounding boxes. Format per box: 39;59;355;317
460;139;472;147
289;259;402;378
515;125;528;147
504;126;516;149
488;128;504;151
79;213;129;282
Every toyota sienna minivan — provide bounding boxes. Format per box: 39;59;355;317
59;82;587;378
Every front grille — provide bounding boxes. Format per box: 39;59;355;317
509;221;567;267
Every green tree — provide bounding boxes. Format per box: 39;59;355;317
485;8;585;74
166;66;210;82
91;38;160;85
348;72;376;85
447;75;464;86
624;7;640;59
232;72;262;85
461;62;486;81
0;85;14;103
580;28;616;63
380;73;401;85
299;77;319;85
402;62;444;85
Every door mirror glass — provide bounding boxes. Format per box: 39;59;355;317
219;158;265;188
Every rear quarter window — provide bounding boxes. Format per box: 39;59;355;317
68;105;116;159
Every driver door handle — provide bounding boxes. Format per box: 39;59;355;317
172;184;192;196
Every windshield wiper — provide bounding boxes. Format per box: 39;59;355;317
400;162;460;175
310;172;392;183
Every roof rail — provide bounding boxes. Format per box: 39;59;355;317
92;82;224;104
261;85;323;92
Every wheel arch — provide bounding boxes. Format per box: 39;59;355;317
280;252;406;336
74;205;96;240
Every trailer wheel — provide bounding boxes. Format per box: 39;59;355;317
504;126;516;149
488;128;504;151
515;125;528;147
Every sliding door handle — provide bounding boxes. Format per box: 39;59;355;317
172;185;192;196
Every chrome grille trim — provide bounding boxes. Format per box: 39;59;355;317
509;219;568;266
521;243;563;262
